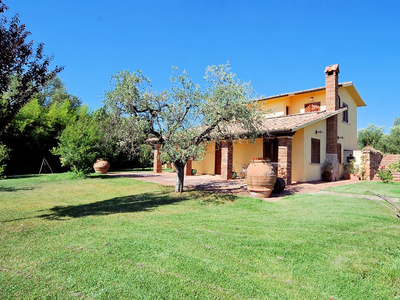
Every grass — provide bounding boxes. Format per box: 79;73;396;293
1;174;400;299
108;167;175;174
328;180;400;198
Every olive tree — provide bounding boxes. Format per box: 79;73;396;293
103;63;263;192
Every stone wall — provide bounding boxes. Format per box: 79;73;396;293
362;149;400;181
362;149;383;180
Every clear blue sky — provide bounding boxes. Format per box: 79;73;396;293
5;0;400;132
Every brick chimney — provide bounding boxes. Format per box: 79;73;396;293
324;64;340;181
325;64;340;112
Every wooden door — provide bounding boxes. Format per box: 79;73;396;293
214;143;222;175
263;139;278;162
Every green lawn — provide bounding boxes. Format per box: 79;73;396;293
1;174;400;299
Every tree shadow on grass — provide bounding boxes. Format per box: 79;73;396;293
38;191;190;220
0;186;35;192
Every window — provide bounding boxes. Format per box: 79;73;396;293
311;138;320;163
305;102;321;112
337;143;342;163
342;103;349;123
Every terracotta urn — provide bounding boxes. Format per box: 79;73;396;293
93;160;110;174
322;170;332;182
246;158;277;198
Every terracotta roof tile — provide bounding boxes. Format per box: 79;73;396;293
261;108;346;134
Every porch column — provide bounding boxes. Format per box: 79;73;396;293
277;137;292;185
184;158;193;176
221;140;233;180
153;144;162;173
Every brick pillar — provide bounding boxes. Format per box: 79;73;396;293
362;150;383;180
221;140;233;180
277;137;292;185
184;158;193;176
326;115;338;155
153;144;162;173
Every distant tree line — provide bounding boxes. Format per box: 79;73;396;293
0;0;264;194
358;117;400;153
0;0;151;176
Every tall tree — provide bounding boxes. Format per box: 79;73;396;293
358;124;385;149
0;0;63;136
378;121;400;154
37;77;81;109
103;63;263;192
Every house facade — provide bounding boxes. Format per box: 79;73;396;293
190;64;366;184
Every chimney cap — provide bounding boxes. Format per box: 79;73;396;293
325;64;340;74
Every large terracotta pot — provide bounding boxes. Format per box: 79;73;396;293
246;158;277;198
322;170;332;182
93;160;110;174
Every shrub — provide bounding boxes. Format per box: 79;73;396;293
377;161;400;183
0;144;10;176
52;111;116;177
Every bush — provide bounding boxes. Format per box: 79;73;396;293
52;111;116;177
377;161;400;183
0;144;10;176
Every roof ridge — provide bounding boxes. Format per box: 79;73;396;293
256;81;354;102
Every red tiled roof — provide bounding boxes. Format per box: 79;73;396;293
261;108;346;134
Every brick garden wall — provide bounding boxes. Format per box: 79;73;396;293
363;150;400;181
378;154;400;181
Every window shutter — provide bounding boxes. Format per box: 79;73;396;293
337;143;342;163
305;102;321;113
311;138;320;163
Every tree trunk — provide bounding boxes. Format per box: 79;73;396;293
174;160;186;193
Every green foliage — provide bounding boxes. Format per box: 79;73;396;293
36;77;81;109
344;159;356;174
138;144;153;169
103;63;263;192
0;2;63;136
378;125;400;154
357;124;385;149
0;143;9;176
3;94;78;175
358;118;400;154
52;109;116;176
377;161;400;183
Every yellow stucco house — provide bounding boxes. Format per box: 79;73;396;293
190;64;366;185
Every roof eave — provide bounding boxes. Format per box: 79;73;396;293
291;108;347;131
340;82;366;107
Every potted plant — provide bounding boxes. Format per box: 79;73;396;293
344;159;360;180
321;162;333;181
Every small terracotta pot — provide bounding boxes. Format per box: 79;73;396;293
93;160;110;174
350;174;360;181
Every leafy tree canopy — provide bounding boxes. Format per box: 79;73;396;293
358;124;385;149
37;77;81;109
358;118;400;154
52;107;117;177
103;63;263;192
0;0;63;136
